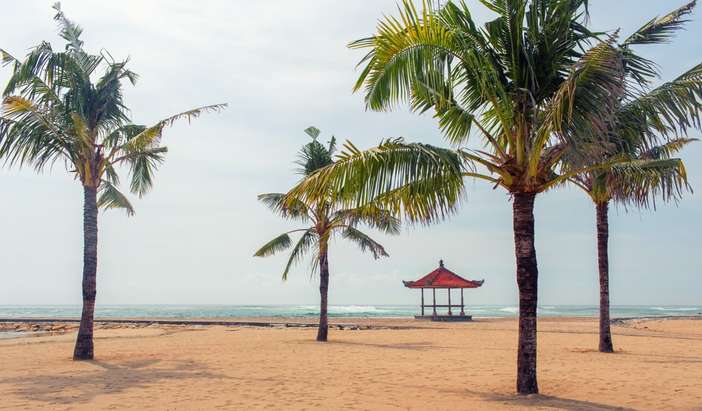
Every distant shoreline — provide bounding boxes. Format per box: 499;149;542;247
1;313;700;326
1;304;699;320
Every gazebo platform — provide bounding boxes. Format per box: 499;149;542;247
414;315;473;322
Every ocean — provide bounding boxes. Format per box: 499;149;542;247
0;304;700;320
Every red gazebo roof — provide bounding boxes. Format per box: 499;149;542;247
403;260;484;289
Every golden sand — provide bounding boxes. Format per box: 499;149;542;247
1;317;701;410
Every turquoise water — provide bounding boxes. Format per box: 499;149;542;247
0;305;700;319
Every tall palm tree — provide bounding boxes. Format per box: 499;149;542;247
0;3;225;360
254;127;400;342
569;1;701;353
288;0;627;394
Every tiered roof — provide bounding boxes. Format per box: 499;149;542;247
403;260;484;289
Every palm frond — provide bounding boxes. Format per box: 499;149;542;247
281;230;317;281
618;1;696;85
349;0;465;111
255;228;318;281
434;101;477;148
89;61;132;133
253;233;293;258
619;47;659;87
257;192;310;222
102;161;120;185
52;2;85;53
341;227;389;260
120;104;227;152
126;147;167;197
618;63;702;141
111;145;167;165
0;96;74;170
623;1;697;46
333;203;401;235
3;41;89;98
288;138;465;224
97;180;134;216
607;158;691;208
0;48;63;106
376;171;467;223
2;96;71;142
103;124;146;150
534;38;626;180
638;138;697;160
547;38;625;145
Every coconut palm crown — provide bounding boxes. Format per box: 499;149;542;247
0;4;225;209
254;126;400;342
0;3;226;360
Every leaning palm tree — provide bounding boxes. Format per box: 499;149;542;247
569;1;701;353
0;3;225;360
288;0;627;394
254;127;400;342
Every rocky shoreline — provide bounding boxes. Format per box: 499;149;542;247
0;318;411;338
2;315;699;339
0;321;161;338
1;321;77;334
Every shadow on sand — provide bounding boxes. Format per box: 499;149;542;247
616;351;702;364
4;358;226;405
326;340;444;351
460;388;637;411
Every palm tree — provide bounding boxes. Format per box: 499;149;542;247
0;3;225;360
569;1;701;353
288;0;628;394
254;127;400;342
575;141;695;353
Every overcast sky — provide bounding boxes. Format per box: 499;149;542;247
1;1;700;307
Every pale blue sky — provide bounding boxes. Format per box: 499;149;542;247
1;1;700;306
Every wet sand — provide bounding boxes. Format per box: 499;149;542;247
1;317;701;410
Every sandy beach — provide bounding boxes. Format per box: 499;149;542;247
1;317;701;410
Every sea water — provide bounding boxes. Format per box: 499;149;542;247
0;304;700;319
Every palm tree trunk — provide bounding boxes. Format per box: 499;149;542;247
316;250;330;342
513;192;539;395
73;185;98;360
596;201;614;353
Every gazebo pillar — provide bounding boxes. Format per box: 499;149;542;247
460;288;465;316
447;288;452;316
421;288;425;316
432;288;437;317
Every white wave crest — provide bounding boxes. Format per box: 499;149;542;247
652;307;700;312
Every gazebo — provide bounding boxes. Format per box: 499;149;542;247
403;260;484;321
